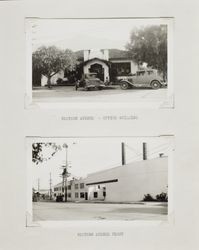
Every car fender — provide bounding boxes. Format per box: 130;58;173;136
120;80;134;86
150;79;161;85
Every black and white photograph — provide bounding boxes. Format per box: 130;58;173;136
26;18;173;108
1;0;199;249
27;137;173;225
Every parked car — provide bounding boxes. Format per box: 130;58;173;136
119;70;166;90
56;195;63;202
75;73;105;91
56;77;76;86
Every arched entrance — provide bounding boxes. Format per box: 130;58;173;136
83;59;110;82
89;63;104;81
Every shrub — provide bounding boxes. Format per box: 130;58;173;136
56;78;63;84
156;192;168;202
143;193;155;201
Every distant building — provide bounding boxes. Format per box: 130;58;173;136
32;188;52;201
53;156;168;203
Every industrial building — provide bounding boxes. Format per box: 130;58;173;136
53;156;168;203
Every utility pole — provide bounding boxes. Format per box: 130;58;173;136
49;172;52;200
62;144;68;202
143;142;147;160
37;178;40;192
121;142;126;165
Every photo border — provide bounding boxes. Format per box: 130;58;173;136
26;135;174;228
25;17;174;110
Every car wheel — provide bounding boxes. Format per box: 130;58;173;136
151;80;161;89
120;81;129;90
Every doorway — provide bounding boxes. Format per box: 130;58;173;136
85;192;88;200
89;63;104;81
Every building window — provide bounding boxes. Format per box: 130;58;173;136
80;183;84;189
75;192;79;198
68;185;71;190
137;71;145;76
80;192;84;198
75;184;79;189
94;192;98;198
68;193;71;198
111;62;131;76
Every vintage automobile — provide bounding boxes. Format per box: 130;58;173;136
75;73;105;91
119;70;166;90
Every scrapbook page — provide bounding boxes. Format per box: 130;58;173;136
0;0;198;250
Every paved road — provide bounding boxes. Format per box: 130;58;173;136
33;202;167;221
32;86;167;105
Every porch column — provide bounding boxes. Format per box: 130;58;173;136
104;65;109;82
83;65;89;74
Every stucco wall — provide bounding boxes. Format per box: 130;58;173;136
41;70;65;86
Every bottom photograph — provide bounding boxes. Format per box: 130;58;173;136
27;136;173;224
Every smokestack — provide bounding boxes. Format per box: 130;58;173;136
143;142;147;160
121;142;126;165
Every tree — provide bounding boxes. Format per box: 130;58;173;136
32;143;62;164
126;25;167;80
32;46;77;88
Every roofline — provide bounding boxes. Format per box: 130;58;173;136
83;57;110;65
53;157;168;187
109;57;134;61
87;156;168;177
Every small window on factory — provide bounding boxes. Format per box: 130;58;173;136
75;184;79;189
75;192;79;198
80;192;84;198
94;192;98;198
68;193;71;198
68;185;71;190
80;183;84;189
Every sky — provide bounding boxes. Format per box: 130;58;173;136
31;137;173;190
31;18;169;52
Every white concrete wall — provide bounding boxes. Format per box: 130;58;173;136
87;185;104;200
102;49;109;61
68;180;87;201
84;49;109;61
83;50;90;61
85;157;168;202
130;61;139;74
41;70;65;86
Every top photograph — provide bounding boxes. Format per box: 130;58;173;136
26;18;173;109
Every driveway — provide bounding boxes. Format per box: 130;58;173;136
33;201;168;221
32;86;168;105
